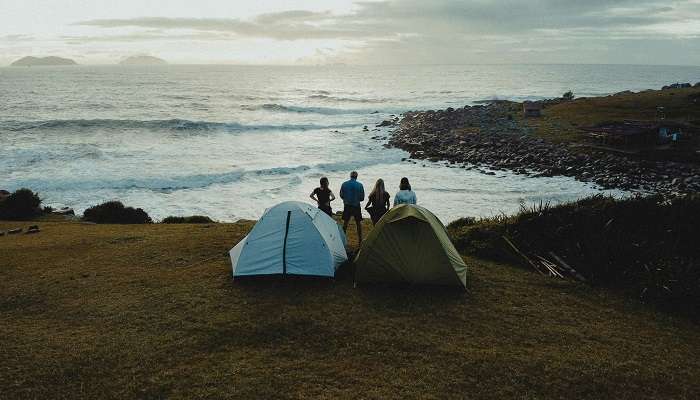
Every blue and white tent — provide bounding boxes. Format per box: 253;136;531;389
230;201;348;279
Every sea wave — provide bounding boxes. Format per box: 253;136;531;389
240;103;377;115
473;95;549;104
1;119;361;133
2;156;401;193
306;94;388;103
4;168;285;192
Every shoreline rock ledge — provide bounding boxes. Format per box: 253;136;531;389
387;102;700;194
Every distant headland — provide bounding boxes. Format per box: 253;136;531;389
119;55;167;65
10;56;77;67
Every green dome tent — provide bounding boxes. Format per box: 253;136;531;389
354;204;468;288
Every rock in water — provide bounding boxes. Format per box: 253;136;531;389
11;56;77;67
119;55;167;65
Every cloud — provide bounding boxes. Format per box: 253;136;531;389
62;31;237;44
253;10;333;24
0;34;34;42
75;12;376;41
65;0;700;64
75;1;700;39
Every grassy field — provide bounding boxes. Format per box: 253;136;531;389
524;87;700;144
2;219;700;399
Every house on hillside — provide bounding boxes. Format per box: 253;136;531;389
522;101;542;117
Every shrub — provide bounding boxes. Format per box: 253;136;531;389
447;216;477;229
562;90;575;101
449;220;506;260
161;215;215;224
0;188;42;220
448;194;700;316
83;201;152;224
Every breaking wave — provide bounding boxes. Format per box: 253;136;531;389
1;119;361;133
240;103;377;115
6;157;397;193
306;94;388;103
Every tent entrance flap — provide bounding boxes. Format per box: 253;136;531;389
282;210;291;276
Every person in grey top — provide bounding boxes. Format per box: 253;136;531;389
393;177;417;206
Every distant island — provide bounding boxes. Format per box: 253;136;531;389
119;55;167;66
10;56;77;67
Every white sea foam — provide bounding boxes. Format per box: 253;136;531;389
3;64;699;221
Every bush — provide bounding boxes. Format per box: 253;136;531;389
562;90;575;101
161;215;215;224
448;194;700;316
449;220;506;260
0;188;42;220
83;201;152;224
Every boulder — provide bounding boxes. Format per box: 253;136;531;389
52;207;75;216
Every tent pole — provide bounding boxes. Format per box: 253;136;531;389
282;210;291;278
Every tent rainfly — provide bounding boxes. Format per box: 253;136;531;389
354;204;468;288
230;201;347;279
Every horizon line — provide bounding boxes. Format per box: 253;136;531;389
3;62;700;68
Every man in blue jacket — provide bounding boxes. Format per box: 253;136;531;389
339;171;365;243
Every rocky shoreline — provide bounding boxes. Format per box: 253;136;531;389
384;101;700;194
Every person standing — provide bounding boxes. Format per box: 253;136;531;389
365;178;390;225
339;171;365;243
393;177;417;206
310;177;335;217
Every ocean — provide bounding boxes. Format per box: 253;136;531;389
2;64;699;222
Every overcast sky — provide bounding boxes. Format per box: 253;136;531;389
2;0;700;65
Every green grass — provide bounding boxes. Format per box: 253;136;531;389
524;87;700;145
1;219;699;399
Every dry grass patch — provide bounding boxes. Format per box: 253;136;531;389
1;220;699;399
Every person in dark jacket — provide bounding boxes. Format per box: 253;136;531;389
339;171;365;243
365;178;390;225
310;177;335;217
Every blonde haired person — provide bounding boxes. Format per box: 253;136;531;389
365;178;390;225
